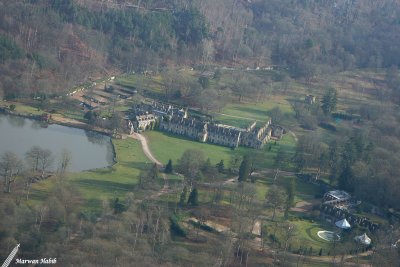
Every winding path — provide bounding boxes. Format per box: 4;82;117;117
129;132;163;167
128;132;370;266
129;132;170;194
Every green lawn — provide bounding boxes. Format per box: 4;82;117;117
144;131;238;166
214;97;294;128
30;138;150;212
144;130;297;170
266;219;335;253
0;101;43;115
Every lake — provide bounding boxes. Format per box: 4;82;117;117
0;114;115;172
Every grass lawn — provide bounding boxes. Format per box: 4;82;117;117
0;101;43;115
267;219;334;253
144;130;297;170
214;98;293;128
144;131;239;166
29;138;150;212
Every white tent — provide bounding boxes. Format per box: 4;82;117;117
355;233;371;245
335;218;351;229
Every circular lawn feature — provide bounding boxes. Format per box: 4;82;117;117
317;231;341;242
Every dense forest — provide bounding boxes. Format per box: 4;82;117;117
1;1;400;266
1;0;400;98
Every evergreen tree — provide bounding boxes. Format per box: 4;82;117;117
112;198;126;214
165;159;173;174
287;177;296;207
179;186;187;207
321;88;338;115
216;160;224;173
187;187;199;206
238;155;250;182
338;164;355;192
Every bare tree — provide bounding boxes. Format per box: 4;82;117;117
25;146;42;172
38;148;53;178
265;185;287;221
0;152;23;193
58;149;71;178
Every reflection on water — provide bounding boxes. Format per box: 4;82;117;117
7;115;26;128
0;114;114;172
85;130;108;145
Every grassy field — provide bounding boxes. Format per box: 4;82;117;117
144;130;236;166
265;219;335;254
30;138;150;212
0;101;43;115
214;96;294;128
144;130;297;169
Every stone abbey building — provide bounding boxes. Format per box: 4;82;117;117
128;102;280;149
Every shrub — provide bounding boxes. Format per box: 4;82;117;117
170;215;187;237
318;122;336;131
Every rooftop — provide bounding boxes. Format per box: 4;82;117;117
326;190;351;201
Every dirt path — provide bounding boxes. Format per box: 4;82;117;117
128;132;170;194
289;130;298;142
129;132;163;167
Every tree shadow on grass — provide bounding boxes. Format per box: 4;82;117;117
74;179;138;192
118;161;150;170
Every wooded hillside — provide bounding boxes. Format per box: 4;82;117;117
1;0;400;96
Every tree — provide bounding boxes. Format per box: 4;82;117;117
238;155;250;182
25;146;42;172
229;153;241;173
274;147;288;182
265;185;287;221
179;186;187;207
216;160;224;173
84;110;99;125
109;112;124;134
270;106;284;125
58;149;71;178
112;197;126;214
165;159;173;174
198;76;210;89
202;158;212;174
321;88;338;115
286;177;296;208
0;152;23;193
187;187;199;206
139;164;160;190
178;149;205;182
213;69;222;81
148;163;159;180
37;149;53;178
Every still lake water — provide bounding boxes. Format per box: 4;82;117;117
0;114;114;172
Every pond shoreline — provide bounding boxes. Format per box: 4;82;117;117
0;110;118;170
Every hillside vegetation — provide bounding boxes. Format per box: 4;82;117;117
1;0;400;98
